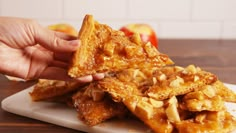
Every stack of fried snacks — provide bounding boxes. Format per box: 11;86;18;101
30;15;236;133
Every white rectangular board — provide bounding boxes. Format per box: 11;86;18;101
1;83;236;133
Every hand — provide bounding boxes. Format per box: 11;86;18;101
0;17;104;82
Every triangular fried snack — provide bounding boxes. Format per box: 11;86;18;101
98;77;174;133
68;15;173;78
29;79;83;101
180;80;236;112
175;111;236;133
96;65;219;133
72;83;128;126
145;65;218;100
212;80;236;103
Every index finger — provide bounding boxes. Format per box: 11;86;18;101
54;31;78;41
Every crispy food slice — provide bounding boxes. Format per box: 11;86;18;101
212;80;236;103
29;14;236;133
181;85;225;112
68;15;173;78
175;111;236;133
97;65;236;133
123;96;174;133
180;80;236;112
98;78;174;133
42;92;75;106
97;68;177;133
72;83;128;126
103;65;217;102
29;79;83;101
146;65;217;100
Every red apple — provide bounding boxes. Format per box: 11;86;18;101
47;23;78;37
120;24;158;48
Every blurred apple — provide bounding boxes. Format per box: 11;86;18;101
48;23;77;37
120;24;158;48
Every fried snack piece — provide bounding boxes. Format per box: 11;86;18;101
72;83;128;126
97;68;180;133
98;76;236;133
175;111;236;133
97;65;236;133
123;95;174;133
180;80;236;112
42;91;75;106
68;15;173;78
98;77;174;133
29;79;83;101
212;80;236;103
103;65;217;102
146;65;217;100
181;85;225;112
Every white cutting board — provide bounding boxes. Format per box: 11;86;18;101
1;83;236;133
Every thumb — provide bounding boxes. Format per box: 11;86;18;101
35;28;80;52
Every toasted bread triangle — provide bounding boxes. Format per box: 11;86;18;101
68;15;173;78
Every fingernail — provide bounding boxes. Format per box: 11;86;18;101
69;40;80;47
93;73;105;80
76;75;93;83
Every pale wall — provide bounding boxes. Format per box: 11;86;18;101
0;0;236;39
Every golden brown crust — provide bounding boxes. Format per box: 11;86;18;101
212;80;236;102
30;14;236;133
94;77;174;133
68;15;173;78
29;79;83;101
96;65;236;133
99;65;218;101
72;83;128;126
175;111;236;133
145;65;218;100
123;96;174;133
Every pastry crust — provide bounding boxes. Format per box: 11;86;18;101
96;65;236;133
29;79;83;101
145;65;217;100
72;83;128;126
175;111;236;133
68;15;173;78
30;66;236;133
29;14;236;133
212;80;236;102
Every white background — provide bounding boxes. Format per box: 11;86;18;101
0;0;236;39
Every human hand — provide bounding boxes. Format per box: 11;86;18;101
0;17;104;82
